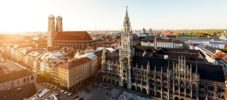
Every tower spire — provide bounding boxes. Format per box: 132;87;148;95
126;6;128;18
124;6;129;22
119;5;132;89
123;6;131;34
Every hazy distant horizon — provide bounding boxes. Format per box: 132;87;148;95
0;0;227;33
1;29;227;35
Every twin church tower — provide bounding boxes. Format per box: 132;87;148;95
47;15;94;49
47;15;63;47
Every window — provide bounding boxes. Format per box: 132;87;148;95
208;86;214;91
31;76;34;80
23;78;26;83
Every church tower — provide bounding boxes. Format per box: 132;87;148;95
56;16;63;32
47;15;55;47
119;6;132;89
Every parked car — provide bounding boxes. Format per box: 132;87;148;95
67;92;72;96
73;95;79;99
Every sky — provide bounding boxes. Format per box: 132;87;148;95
0;0;227;33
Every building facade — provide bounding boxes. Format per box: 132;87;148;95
0;61;36;91
141;39;183;49
55;52;98;90
101;7;227;100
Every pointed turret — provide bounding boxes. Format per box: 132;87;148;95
123;6;131;34
147;60;150;72
124;6;129;24
101;48;108;74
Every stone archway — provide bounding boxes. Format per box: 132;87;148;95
150;90;154;96
142;88;147;94
123;79;127;88
137;86;141;92
131;85;136;91
156;92;161;98
174;97;179;100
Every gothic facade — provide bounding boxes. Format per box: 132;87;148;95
101;7;227;100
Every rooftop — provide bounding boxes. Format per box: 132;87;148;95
141;38;183;43
0;61;24;75
60;57;91;69
54;31;92;41
132;56;225;82
105;46;224;82
0;61;34;83
0;69;33;83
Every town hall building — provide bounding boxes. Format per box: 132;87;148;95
101;7;227;100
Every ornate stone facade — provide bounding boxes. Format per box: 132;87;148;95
101;7;227;100
119;6;133;89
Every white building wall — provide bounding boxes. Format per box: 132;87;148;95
141;41;183;48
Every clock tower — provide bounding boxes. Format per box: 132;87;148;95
119;6;132;89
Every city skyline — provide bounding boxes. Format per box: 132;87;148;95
0;0;227;33
0;1;227;99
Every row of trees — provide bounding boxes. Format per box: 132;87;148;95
173;30;227;36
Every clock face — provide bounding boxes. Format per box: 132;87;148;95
122;57;128;68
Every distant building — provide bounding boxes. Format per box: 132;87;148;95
194;44;224;64
47;15;94;49
219;33;227;41
168;34;219;41
138;28;150;38
15;47;32;62
0;61;36;91
186;40;227;49
141;38;183;49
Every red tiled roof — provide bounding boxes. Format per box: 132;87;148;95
166;35;176;38
225;45;227;49
59;57;91;69
213;51;225;59
172;40;183;43
221;55;227;63
54;31;92;41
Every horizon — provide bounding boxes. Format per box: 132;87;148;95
0;0;227;33
1;29;227;35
